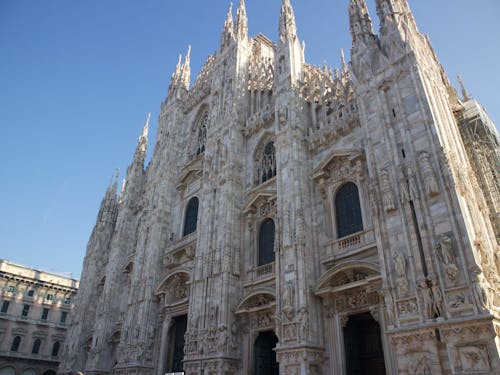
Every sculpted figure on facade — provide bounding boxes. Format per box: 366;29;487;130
428;275;444;318
419;151;440;196
393;249;409;296
380;169;396;212
418;278;434;320
434;235;460;284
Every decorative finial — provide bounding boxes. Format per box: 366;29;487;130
457;74;470;101
340;49;347;73
143;112;150;137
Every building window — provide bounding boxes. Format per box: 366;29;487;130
1;300;9;313
11;336;21;352
7;286;15;293
32;339;41;354
63;297;71;304
21;304;30;317
41;308;49;320
335;182;363;238
258;218;275;266
183;197;199;236
195;112;208;156
60;311;68;324
46;294;54;301
258;142;276;185
51;342;60;357
27;290;35;297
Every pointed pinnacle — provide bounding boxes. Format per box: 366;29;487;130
457;74;470;101
181;45;191;89
142;113;150;138
340;48;348;75
226;2;234;23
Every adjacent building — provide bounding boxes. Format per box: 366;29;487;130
0;260;79;375
60;0;500;374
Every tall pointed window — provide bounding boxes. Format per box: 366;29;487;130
258;142;276;185
258;218;275;266
183;197;199;236
335;182;363;238
196;112;208;156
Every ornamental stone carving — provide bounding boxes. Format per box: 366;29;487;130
380;169;396;212
434;235;459;284
419;151;440;196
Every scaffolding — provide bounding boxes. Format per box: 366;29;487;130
456;99;500;242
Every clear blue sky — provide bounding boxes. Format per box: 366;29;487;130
0;0;498;279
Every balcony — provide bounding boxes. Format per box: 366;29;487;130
322;229;376;264
254;263;274;279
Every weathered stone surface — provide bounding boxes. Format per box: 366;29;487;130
60;0;500;374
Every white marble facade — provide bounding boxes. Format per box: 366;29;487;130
59;0;500;374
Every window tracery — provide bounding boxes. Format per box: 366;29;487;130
257;142;276;185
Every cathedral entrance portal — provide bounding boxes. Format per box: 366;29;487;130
254;331;279;375
168;314;188;373
343;312;386;375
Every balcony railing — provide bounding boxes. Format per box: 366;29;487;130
253;262;275;280
322;229;375;261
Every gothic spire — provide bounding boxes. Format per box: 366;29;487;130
235;0;248;40
458;74;470;101
279;0;297;43
170;54;182;87
134;113;150;164
180;45;191;89
349;0;375;46
106;169;120;199
340;48;348;77
220;3;235;50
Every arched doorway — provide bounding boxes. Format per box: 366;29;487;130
343;312;386;375
254;331;278;375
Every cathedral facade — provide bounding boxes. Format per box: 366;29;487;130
59;0;500;374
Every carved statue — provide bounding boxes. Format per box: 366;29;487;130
418;278;433;319
419;152;439;196
429;275;444;317
434;235;454;265
298;308;308;342
381;288;395;325
471;270;490;312
380;170;396;212
393;250;406;277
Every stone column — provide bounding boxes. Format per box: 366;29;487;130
156;314;172;375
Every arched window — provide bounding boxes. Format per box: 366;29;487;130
183;197;199;236
51;342;60;357
258;142;276;184
32;339;41;354
10;336;21;352
258;219;275;266
195;112;208;156
335;182;363;238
